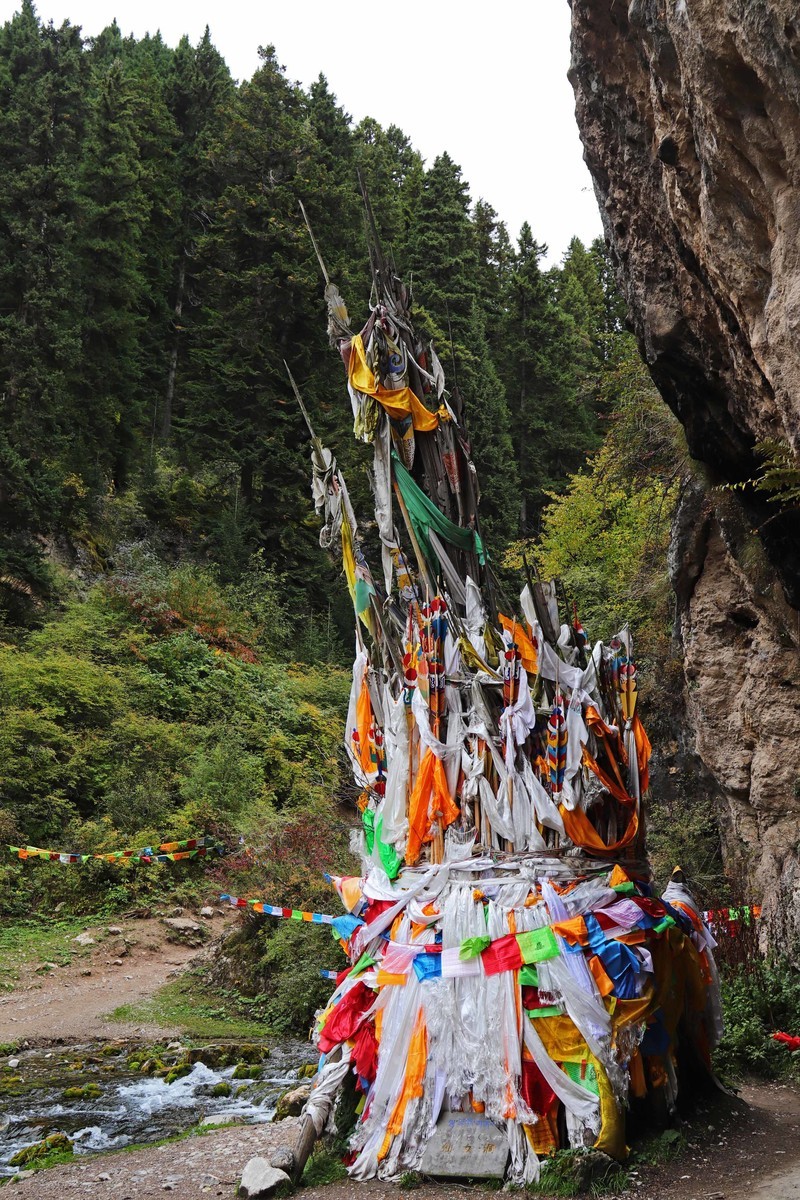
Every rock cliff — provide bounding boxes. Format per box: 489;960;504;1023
569;0;800;940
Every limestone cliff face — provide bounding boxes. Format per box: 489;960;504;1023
570;0;800;602
569;0;800;937
668;482;800;940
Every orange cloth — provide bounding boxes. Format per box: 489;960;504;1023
354;674;374;776
405;748;460;864
589;954;616;997
559;799;639;855
632;713;651;792
381;1008;427;1152
551;915;589;945
582;745;634;806
628;1050;647;1099
348;334;438;432
498;614;538;673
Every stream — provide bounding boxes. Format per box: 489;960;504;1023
0;1040;313;1177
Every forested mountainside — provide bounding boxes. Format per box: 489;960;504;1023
3;0;621;625
0;4;722;1027
570;0;800;947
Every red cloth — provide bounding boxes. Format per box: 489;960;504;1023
593;910;620;931
521;986;553;1012
481;933;523;976
318;981;374;1053
520;1058;556;1116
773;1031;800;1051
631;896;667;920
352;1020;379;1086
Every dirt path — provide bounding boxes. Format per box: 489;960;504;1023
634;1078;800;1200
6;1078;800;1199
0;915;227;1043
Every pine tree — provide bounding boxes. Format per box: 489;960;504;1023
500;224;599;531
457;304;519;549
76;56;150;485
0;3;90;555
402;153;478;365
184;47;329;587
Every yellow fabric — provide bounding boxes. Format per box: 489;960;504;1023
592;1054;627;1160
535;1015;589;1064
348;335;439;432
341;512;358;607
376;970;407;987
608;865;631;889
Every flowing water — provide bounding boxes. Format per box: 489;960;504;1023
0;1041;312;1177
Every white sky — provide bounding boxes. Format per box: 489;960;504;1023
5;0;604;265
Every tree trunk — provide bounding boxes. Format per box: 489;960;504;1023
161;252;186;440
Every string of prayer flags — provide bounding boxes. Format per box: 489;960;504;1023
219;894;334;924
8;835;219;864
702;904;762;934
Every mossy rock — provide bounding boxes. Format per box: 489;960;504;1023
62;1083;102;1100
165;1064;192;1085
211;1081;231;1097
128;1061;141;1072
10;1132;73;1167
139;1058;166;1076
187;1045;226;1069
274;1084;311;1120
298;1062;317;1079
236;1042;270;1064
232;1063;261;1080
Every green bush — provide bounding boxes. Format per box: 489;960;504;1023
0;562;350;917
715;957;800;1081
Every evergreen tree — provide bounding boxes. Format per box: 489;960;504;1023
500;224;599;531
76;56;150;484
472;199;513;348
353;117;423;258
402;153;478;364
458;304;519;548
160;27;233;439
0;3;90;566
185;47;328;587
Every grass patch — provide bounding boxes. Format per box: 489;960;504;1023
631;1128;686;1167
532;1150;630;1197
302;1147;348;1187
0;915;105;989
109;973;270;1039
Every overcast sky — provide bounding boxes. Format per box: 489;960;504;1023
4;0;604;264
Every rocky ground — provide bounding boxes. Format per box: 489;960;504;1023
2;1077;798;1199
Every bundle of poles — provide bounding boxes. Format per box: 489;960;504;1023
275;192;722;1184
